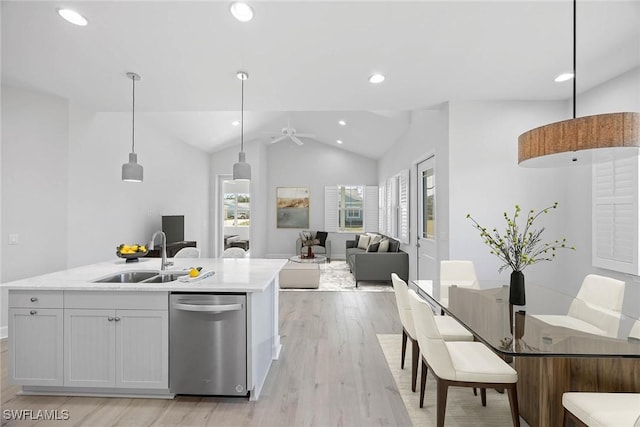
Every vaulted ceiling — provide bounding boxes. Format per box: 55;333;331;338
2;1;638;158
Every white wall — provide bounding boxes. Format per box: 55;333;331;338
266;139;378;259
66;102;211;266
378;106;450;281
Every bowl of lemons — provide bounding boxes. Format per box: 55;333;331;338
117;244;148;262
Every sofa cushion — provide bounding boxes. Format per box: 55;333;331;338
378;238;389;252
315;231;328;247
357;235;370;250
367;242;380;252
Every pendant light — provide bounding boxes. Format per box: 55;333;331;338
518;0;639;167
122;72;143;182
233;71;251;181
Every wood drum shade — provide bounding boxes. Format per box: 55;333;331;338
518;112;640;167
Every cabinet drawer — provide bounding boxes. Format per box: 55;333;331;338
64;291;168;310
9;290;63;308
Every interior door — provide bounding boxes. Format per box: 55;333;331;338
417;156;436;280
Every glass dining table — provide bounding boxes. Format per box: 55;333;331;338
411;279;640;427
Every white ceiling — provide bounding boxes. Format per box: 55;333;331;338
2;1;639;158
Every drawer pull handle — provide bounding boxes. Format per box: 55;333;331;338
108;317;114;321
30;310;37;315
30;297;38;302
115;317;121;322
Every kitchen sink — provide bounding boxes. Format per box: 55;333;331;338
142;272;189;283
93;270;189;283
94;270;160;283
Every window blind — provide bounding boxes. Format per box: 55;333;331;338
324;186;338;232
364;186;379;232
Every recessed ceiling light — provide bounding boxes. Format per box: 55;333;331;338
554;72;574;82
57;8;88;26
232;120;240;126
369;73;385;84
230;2;254;22
338;120;346;126
337;140;343;144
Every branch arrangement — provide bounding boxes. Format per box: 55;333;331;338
466;202;575;273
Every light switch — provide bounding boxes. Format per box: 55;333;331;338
8;233;19;245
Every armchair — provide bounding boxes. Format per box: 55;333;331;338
295;231;331;262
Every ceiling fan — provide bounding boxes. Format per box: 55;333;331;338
266;119;315;146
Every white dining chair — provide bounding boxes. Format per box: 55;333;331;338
222;247;246;258
563;392;640;427
408;289;520;427
440;260;479;308
174;247;200;258
391;273;473;393
533;274;626;337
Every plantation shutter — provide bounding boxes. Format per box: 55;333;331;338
379;183;386;236
364;186;379;232
592;157;639;274
398;169;410;243
324;186;338;232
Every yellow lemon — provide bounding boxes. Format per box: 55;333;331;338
189;268;200;278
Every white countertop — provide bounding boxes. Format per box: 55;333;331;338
2;257;288;293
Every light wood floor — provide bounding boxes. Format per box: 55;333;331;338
1;292;412;426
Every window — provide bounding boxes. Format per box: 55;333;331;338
224;192;250;227
339;186;364;232
325;185;378;233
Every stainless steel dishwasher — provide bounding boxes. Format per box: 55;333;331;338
170;293;247;396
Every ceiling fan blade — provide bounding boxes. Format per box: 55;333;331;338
295;133;316;138
270;135;288;144
290;135;304;146
262;131;283;135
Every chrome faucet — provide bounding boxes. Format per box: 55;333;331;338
149;231;173;271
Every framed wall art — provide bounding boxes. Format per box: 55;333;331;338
276;187;310;228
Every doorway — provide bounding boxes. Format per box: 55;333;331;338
416;156;436;280
219;176;251;257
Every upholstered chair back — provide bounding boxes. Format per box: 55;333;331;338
439;260;479;306
568;274;626;337
391;273;416;339
408;289;456;380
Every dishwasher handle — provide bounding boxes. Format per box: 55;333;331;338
173;302;243;313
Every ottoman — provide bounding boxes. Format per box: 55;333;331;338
279;262;320;289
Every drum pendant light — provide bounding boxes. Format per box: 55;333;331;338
122;72;144;182
233;71;251;181
518;0;639;167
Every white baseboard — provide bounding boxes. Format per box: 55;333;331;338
0;326;7;340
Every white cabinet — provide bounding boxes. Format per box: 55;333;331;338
64;308;168;389
8;291;64;386
63;292;168;390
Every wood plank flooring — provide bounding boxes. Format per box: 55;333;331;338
1;292;412;427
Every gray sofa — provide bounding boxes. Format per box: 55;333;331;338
295;231;331;261
345;235;409;287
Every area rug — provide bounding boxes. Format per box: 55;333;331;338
280;260;394;292
377;334;528;427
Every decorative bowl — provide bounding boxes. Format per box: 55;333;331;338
116;244;148;262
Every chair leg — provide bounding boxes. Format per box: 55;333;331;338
481;388;487;406
401;330;407;369
506;384;521;427
419;359;428;408
411;339;419;392
436;380;449;427
473;388;477;396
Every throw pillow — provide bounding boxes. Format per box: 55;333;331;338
369;234;383;245
357;235;370;250
388;239;400;253
367;242;380;252
315;231;328;247
377;238;389;253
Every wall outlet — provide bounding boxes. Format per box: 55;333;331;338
8;233;19;245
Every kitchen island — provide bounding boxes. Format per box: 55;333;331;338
3;257;287;401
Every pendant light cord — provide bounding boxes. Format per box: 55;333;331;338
572;0;576;119
241;78;245;153
132;76;136;154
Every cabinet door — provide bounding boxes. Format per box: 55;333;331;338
64;309;116;387
115;310;168;389
9;308;63;386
